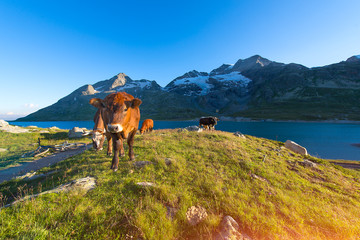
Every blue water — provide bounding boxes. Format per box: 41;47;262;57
11;120;360;161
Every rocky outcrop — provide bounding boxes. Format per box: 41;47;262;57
68;127;90;138
214;216;249;240
186;205;208;226
184;126;203;132
0;120;9;127
284;140;308;155
0;120;29;133
234;132;246;138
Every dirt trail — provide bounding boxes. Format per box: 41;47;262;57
0;144;91;184
330;162;360;169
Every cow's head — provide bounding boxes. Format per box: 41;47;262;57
92;130;105;151
90;92;142;134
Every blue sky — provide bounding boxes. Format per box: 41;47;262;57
0;0;359;120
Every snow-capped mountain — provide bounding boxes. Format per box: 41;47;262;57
164;55;274;97
165;70;251;96
17;54;360;121
90;73;161;94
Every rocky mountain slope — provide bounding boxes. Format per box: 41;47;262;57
17;55;360;121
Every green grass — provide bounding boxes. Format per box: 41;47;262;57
0;129;91;170
0;130;360;239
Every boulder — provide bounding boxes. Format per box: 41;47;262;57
186;205;208;226
133;161;153;168
234;132;246;138
0;120;9;127
184;126;203;132
0;148;7;152
284;140;308;155
136;182;156;187
298;159;317;168
214;216;247;240
68;127;89;138
164;158;175;166
0;123;29;133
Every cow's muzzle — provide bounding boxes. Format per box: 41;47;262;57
108;124;123;133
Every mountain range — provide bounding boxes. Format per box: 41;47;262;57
17;55;360;121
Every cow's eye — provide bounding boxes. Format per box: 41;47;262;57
124;108;128;112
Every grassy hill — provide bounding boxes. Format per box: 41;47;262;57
0;130;360;239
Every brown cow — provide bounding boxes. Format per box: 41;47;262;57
140;119;154;134
91;108;113;156
90;92;141;171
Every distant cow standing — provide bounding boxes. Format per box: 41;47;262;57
199;117;219;130
140;119;154;134
90;92;142;171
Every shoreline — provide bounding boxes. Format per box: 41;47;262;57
8;118;360;124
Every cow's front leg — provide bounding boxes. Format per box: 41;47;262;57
111;134;121;171
106;133;113;156
127;130;137;161
119;138;125;157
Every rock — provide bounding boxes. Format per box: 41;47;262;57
27;126;38;129
166;205;178;220
68;127;89;138
234;132;246;138
0;120;9;127
4;177;96;208
164;158;175;166
214;216;246;240
298;159;317;168
184;126;203;132
48;126;60;130
284;140;308;155
133;161;153;168
39;130;50;133
250;173;268;182
16;170;58;181
0;148;7;152
0;124;29;133
186;205;208;226
177;128;188;133
136;182;156;187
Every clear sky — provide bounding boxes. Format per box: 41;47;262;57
0;0;359;120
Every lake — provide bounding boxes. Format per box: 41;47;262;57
11;120;360;161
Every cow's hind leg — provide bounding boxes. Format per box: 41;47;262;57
127;130;137;161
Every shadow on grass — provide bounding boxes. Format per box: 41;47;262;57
40;132;69;140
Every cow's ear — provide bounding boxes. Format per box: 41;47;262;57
132;98;142;108
89;98;105;108
125;98;142;108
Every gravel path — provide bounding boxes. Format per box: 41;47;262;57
0;144;91;184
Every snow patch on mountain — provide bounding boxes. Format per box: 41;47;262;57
167;71;251;96
115;80;152;91
212;72;251;85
